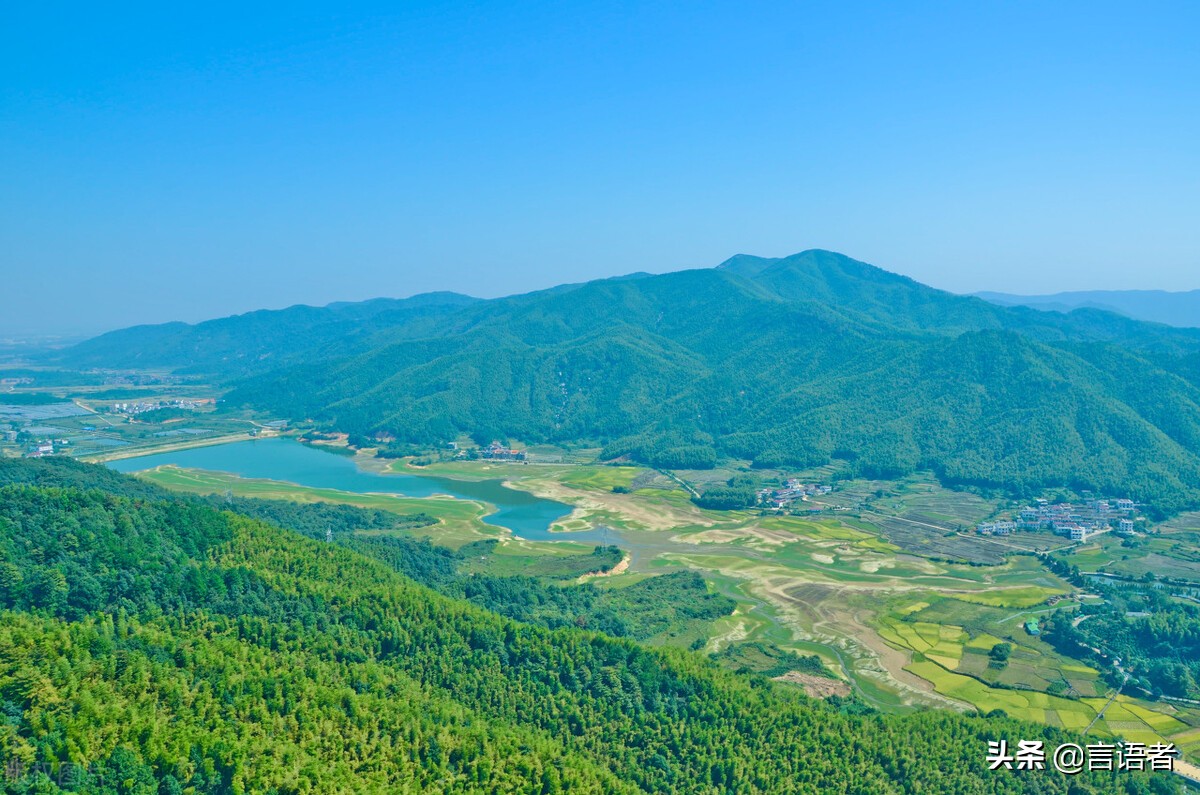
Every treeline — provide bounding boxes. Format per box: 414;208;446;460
713;641;830;679
0;455;170;500
0;459;1157;793
1040;553;1200;699
129;406;193;423
0;392;63;405
693;475;761;510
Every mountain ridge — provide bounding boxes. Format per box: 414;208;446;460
977;288;1200;328
48;250;1200;513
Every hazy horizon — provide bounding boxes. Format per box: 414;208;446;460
5;248;1200;340
4;3;1198;336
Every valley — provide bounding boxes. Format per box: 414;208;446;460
6;248;1200;788
107;435;1200;764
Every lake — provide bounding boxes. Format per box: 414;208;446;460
108;437;613;543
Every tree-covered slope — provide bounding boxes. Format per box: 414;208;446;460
0;462;1159;793
50;249;1200;509
222;253;1200;512
51;292;478;375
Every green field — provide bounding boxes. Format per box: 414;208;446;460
1056;528;1200;583
875;591;1200;753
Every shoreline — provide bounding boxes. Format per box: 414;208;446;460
80;430;280;464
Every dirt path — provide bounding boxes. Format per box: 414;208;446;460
72;399;122;427
513;476;716;532
706;614;750;653
1174;759;1200;786
577;554;630;583
773;671;851;699
744;578;971;710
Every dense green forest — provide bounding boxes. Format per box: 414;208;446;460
0;393;63;406
50;250;1200;512
361;533;736;641
0;459;1166;793
198;494;437;540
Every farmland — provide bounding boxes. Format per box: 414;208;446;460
875;592;1200;756
0;379;268;461
1054;523;1200;584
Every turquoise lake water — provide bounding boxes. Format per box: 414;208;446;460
108;437;613;543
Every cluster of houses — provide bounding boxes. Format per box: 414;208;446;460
2;426;69;458
477;441;527;461
109;398;205;415
25;439;68;458
756;479;832;509
977;498;1139;542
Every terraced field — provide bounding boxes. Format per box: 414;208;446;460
875;593;1200;756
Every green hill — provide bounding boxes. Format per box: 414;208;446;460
53;292;478;375
49;249;1200;512
0;459;1152;793
218;251;1200;513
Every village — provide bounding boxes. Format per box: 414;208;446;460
0;388;253;461
7;398;216;457
756;479;833;509
451;440;529;462
976;497;1142;542
108;397;208;415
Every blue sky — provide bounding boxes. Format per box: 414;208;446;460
2;1;1198;335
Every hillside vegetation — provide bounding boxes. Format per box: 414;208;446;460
55;250;1200;512
54;292;478;375
0;459;1156;793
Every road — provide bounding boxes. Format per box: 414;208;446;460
1175;759;1200;788
657;469;699;498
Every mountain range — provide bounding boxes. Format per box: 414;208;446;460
976;289;1200;328
48;250;1200;514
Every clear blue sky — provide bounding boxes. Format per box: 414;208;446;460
3;1;1198;336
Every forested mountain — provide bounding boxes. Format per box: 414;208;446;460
52;291;478;375
224;251;1200;513
978;288;1200;329
54;250;1200;512
0;459;1158;792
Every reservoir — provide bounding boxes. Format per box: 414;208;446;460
108;437;607;543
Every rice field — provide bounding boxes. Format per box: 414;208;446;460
873;590;1200;755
